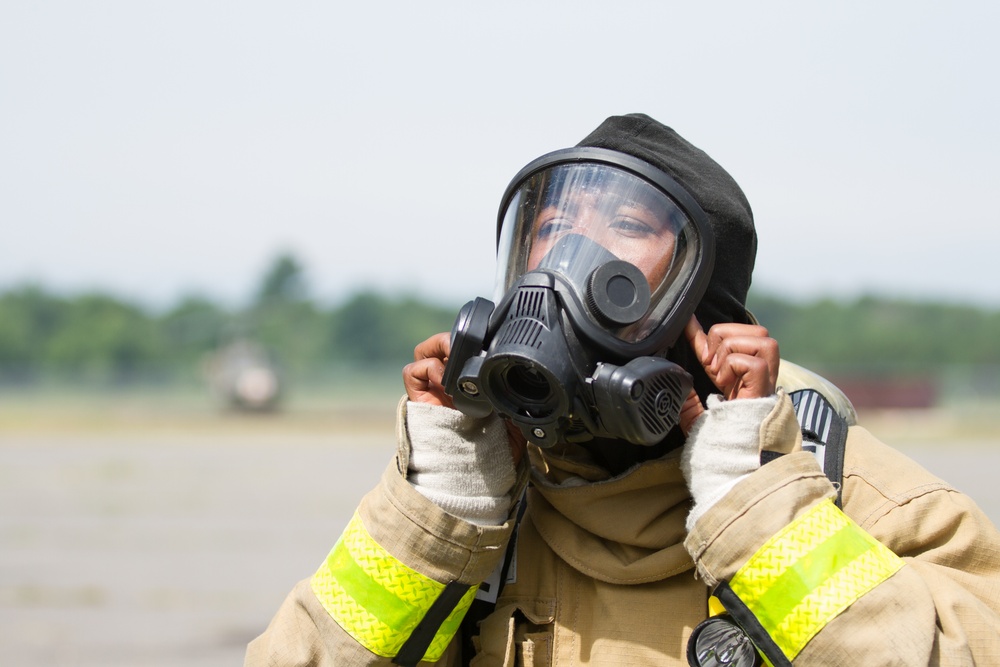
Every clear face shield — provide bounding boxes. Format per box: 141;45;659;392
443;148;715;448
495;162;704;348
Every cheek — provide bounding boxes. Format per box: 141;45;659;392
526;241;550;271
643;256;672;290
628;238;676;289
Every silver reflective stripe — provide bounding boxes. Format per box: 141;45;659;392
792;389;834;444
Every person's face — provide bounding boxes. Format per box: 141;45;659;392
526;189;678;290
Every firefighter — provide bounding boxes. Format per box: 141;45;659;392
246;114;1000;666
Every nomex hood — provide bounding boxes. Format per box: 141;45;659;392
577;113;758;400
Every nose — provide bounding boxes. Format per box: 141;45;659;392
572;209;615;246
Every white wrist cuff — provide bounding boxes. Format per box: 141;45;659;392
682;394;780;531
405;401;516;526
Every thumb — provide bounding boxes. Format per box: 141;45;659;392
679;389;704;436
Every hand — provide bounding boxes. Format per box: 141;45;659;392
403;332;528;466
403;332;455;408
679;315;779;433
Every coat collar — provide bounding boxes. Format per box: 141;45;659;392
527;444;694;584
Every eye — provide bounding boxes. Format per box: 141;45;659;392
609;216;656;237
535;216;575;239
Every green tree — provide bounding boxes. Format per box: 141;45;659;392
254;253;308;307
43;293;162;382
747;291;1000;375
0;286;71;380
158;295;229;369
244;253;327;375
328;292;457;367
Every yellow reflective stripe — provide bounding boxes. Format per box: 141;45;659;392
311;512;474;661
426;584;479;658
729;499;903;661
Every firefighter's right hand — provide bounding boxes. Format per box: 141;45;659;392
403;332;455;409
403;333;522;524
403;332;526;467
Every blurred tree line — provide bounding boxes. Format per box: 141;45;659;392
746;293;1000;376
0;254;457;386
1;254;998;393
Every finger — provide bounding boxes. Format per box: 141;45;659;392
708;335;779;387
402;359;431;398
402;357;449;404
684;315;712;367
712;353;775;400
704;323;769;370
503;419;528;467
413;332;451;362
679;388;705;436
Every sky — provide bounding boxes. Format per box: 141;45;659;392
2;1;999;311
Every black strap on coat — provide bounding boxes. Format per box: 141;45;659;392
392;581;476;667
789;388;848;507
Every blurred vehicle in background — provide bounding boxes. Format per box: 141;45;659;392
203;339;283;412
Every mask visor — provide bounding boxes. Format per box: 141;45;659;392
496;162;706;346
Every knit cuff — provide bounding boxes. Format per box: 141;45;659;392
405;401;517;526
681;393;780;531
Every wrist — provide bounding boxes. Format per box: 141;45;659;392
403;401;516;526
681;393;780;531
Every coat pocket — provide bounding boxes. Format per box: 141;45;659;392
470;599;556;667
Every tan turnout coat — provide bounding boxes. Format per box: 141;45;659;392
247;395;1000;665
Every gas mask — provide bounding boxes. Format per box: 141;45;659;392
443;147;715;448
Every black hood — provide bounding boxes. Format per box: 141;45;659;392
576;113;757;402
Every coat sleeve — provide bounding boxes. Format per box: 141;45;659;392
684;398;1000;665
245;404;523;667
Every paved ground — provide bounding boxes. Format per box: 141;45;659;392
1;393;998;666
2;427;399;666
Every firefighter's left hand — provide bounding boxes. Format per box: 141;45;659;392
679;315;779;435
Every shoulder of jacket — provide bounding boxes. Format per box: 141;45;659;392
842;427;955;502
777;359;857;426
